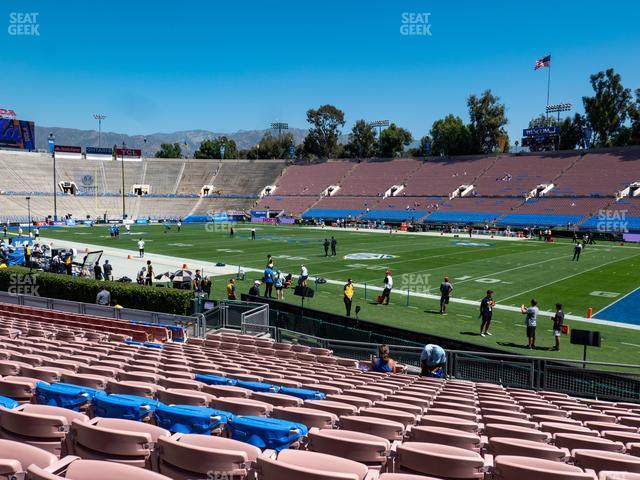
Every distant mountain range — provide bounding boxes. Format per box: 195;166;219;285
34;126;311;155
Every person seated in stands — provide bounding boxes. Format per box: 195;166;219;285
420;344;447;377
370;344;398;373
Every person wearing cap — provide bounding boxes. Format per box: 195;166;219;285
479;289;495;337
381;270;393;305
420;344;446;377
521;298;539;349
343;278;354;317
439;276;453;315
249;280;261;296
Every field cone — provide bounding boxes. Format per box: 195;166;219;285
587;307;593;319
127;254;132;260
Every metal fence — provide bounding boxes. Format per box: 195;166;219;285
0;291;206;337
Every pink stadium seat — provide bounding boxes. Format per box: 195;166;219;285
307;428;391;468
27;456;172;479
396;442;486;478
155;433;261;480
67;417;170;468
257;449;372;480
0;439;58;479
493;455;597;480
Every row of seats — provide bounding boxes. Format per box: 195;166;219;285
0;303;171;343
0;323;639;479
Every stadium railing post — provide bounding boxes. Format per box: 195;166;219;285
364;283;367;300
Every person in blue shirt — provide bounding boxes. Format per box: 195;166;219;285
370;344;397;373
420;344;447;377
263;265;274;298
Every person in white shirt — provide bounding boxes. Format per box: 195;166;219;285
125;224;131;233
137;238;145;258
381;270;393;305
299;264;308;287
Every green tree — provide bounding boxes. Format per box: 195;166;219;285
582;68;632;147
155;143;183;158
345;120;377;158
467;89;508;154
194;136;238;159
430;115;472;156
303;105;345;159
407;135;433;157
246;132;294;159
378;123;413;158
559;113;588;150
629;88;640;146
528;114;558;128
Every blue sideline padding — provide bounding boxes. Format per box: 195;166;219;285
35;382;103;411
278;387;326;400
227;416;308;451
91;394;162;422
195;374;237;386
0;395;19;409
235;380;280;393
154;404;234;435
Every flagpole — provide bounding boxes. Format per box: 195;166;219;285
546;53;551;119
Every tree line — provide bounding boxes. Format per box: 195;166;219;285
156;68;640;160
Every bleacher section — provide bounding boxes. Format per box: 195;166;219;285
0;152;285;221
258;148;640;230
2;148;640;229
0;310;639;480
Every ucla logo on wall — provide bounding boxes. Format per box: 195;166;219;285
344;253;397;260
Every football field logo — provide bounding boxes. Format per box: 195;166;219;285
344;253;397;260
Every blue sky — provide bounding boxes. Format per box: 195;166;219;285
2;0;639;144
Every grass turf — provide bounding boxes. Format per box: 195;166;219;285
42;223;640;364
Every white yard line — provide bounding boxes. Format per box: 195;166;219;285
39;235;640;331
499;253;640;303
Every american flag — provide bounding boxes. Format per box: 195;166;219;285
534;55;551;70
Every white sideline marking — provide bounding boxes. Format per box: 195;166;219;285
621;342;640;348
593;286;640;317
499;253;640;303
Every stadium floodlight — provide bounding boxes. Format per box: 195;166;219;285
368;120;390;141
270;122;289;137
25;196;31;236
546;103;572;121
121;141;126;221
93;114;107;147
49;132;57;221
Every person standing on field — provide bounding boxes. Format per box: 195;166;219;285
479;290;495;337
138;238;145;258
439;276;453;315
521;298;539;349
343;278;354;317
330;236;337;256
572;242;582;261
551;303;564;351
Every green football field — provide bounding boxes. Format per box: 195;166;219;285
42;223;640;364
